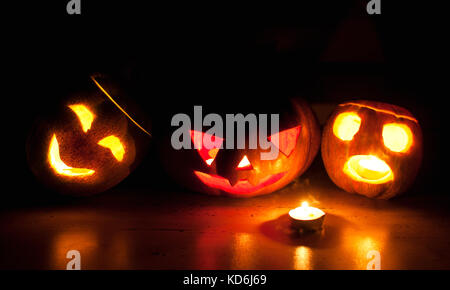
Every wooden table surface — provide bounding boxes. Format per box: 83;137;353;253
1;159;449;270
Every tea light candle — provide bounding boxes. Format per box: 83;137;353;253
289;201;325;232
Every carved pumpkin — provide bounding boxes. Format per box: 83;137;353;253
26;75;151;196
160;98;320;198
321;100;422;199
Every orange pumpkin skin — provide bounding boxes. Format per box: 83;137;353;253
26;76;148;196
321;100;423;199
161;98;320;198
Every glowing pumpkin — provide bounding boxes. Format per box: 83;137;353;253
160;98;320;198
26;74;151;196
321;100;422;199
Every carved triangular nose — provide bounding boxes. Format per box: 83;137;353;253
214;149;248;186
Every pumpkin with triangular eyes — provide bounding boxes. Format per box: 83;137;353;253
26;75;151;196
160;98;320;198
321;100;423;199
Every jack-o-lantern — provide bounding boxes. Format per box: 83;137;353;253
26;74;151;196
321;100;422;199
160;98;320;198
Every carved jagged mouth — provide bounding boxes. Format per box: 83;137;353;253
194;171;287;194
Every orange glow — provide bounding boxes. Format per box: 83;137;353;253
343;155;393;184
382;123;413;153
333;112;361;141
289;202;325;221
97;135;125;161
194;171;286;194
268;125;301;156
190;130;224;166
236;155;252;170
52;230;98;269
48;134;95;177
68;104;95;133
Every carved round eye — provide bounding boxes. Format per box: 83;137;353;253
333;112;361;141
382;123;413;153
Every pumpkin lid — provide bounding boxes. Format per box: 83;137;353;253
339;100;418;123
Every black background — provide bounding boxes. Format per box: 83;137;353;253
4;0;446;206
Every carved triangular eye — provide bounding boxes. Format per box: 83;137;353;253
190;130;224;166
268;126;301;157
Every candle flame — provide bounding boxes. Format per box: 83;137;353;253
289;202;325;221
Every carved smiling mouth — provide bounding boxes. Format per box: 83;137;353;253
194;171;287;194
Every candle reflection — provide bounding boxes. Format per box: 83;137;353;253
293;246;312;270
195;232;220;269
342;227;387;270
231;233;255;269
51;230;98;269
108;233;131;269
356;237;382;270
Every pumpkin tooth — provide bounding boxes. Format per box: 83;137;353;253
227;175;241;187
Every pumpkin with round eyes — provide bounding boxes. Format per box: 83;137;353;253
160;98;320;198
321;100;423;199
26;75;151;196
